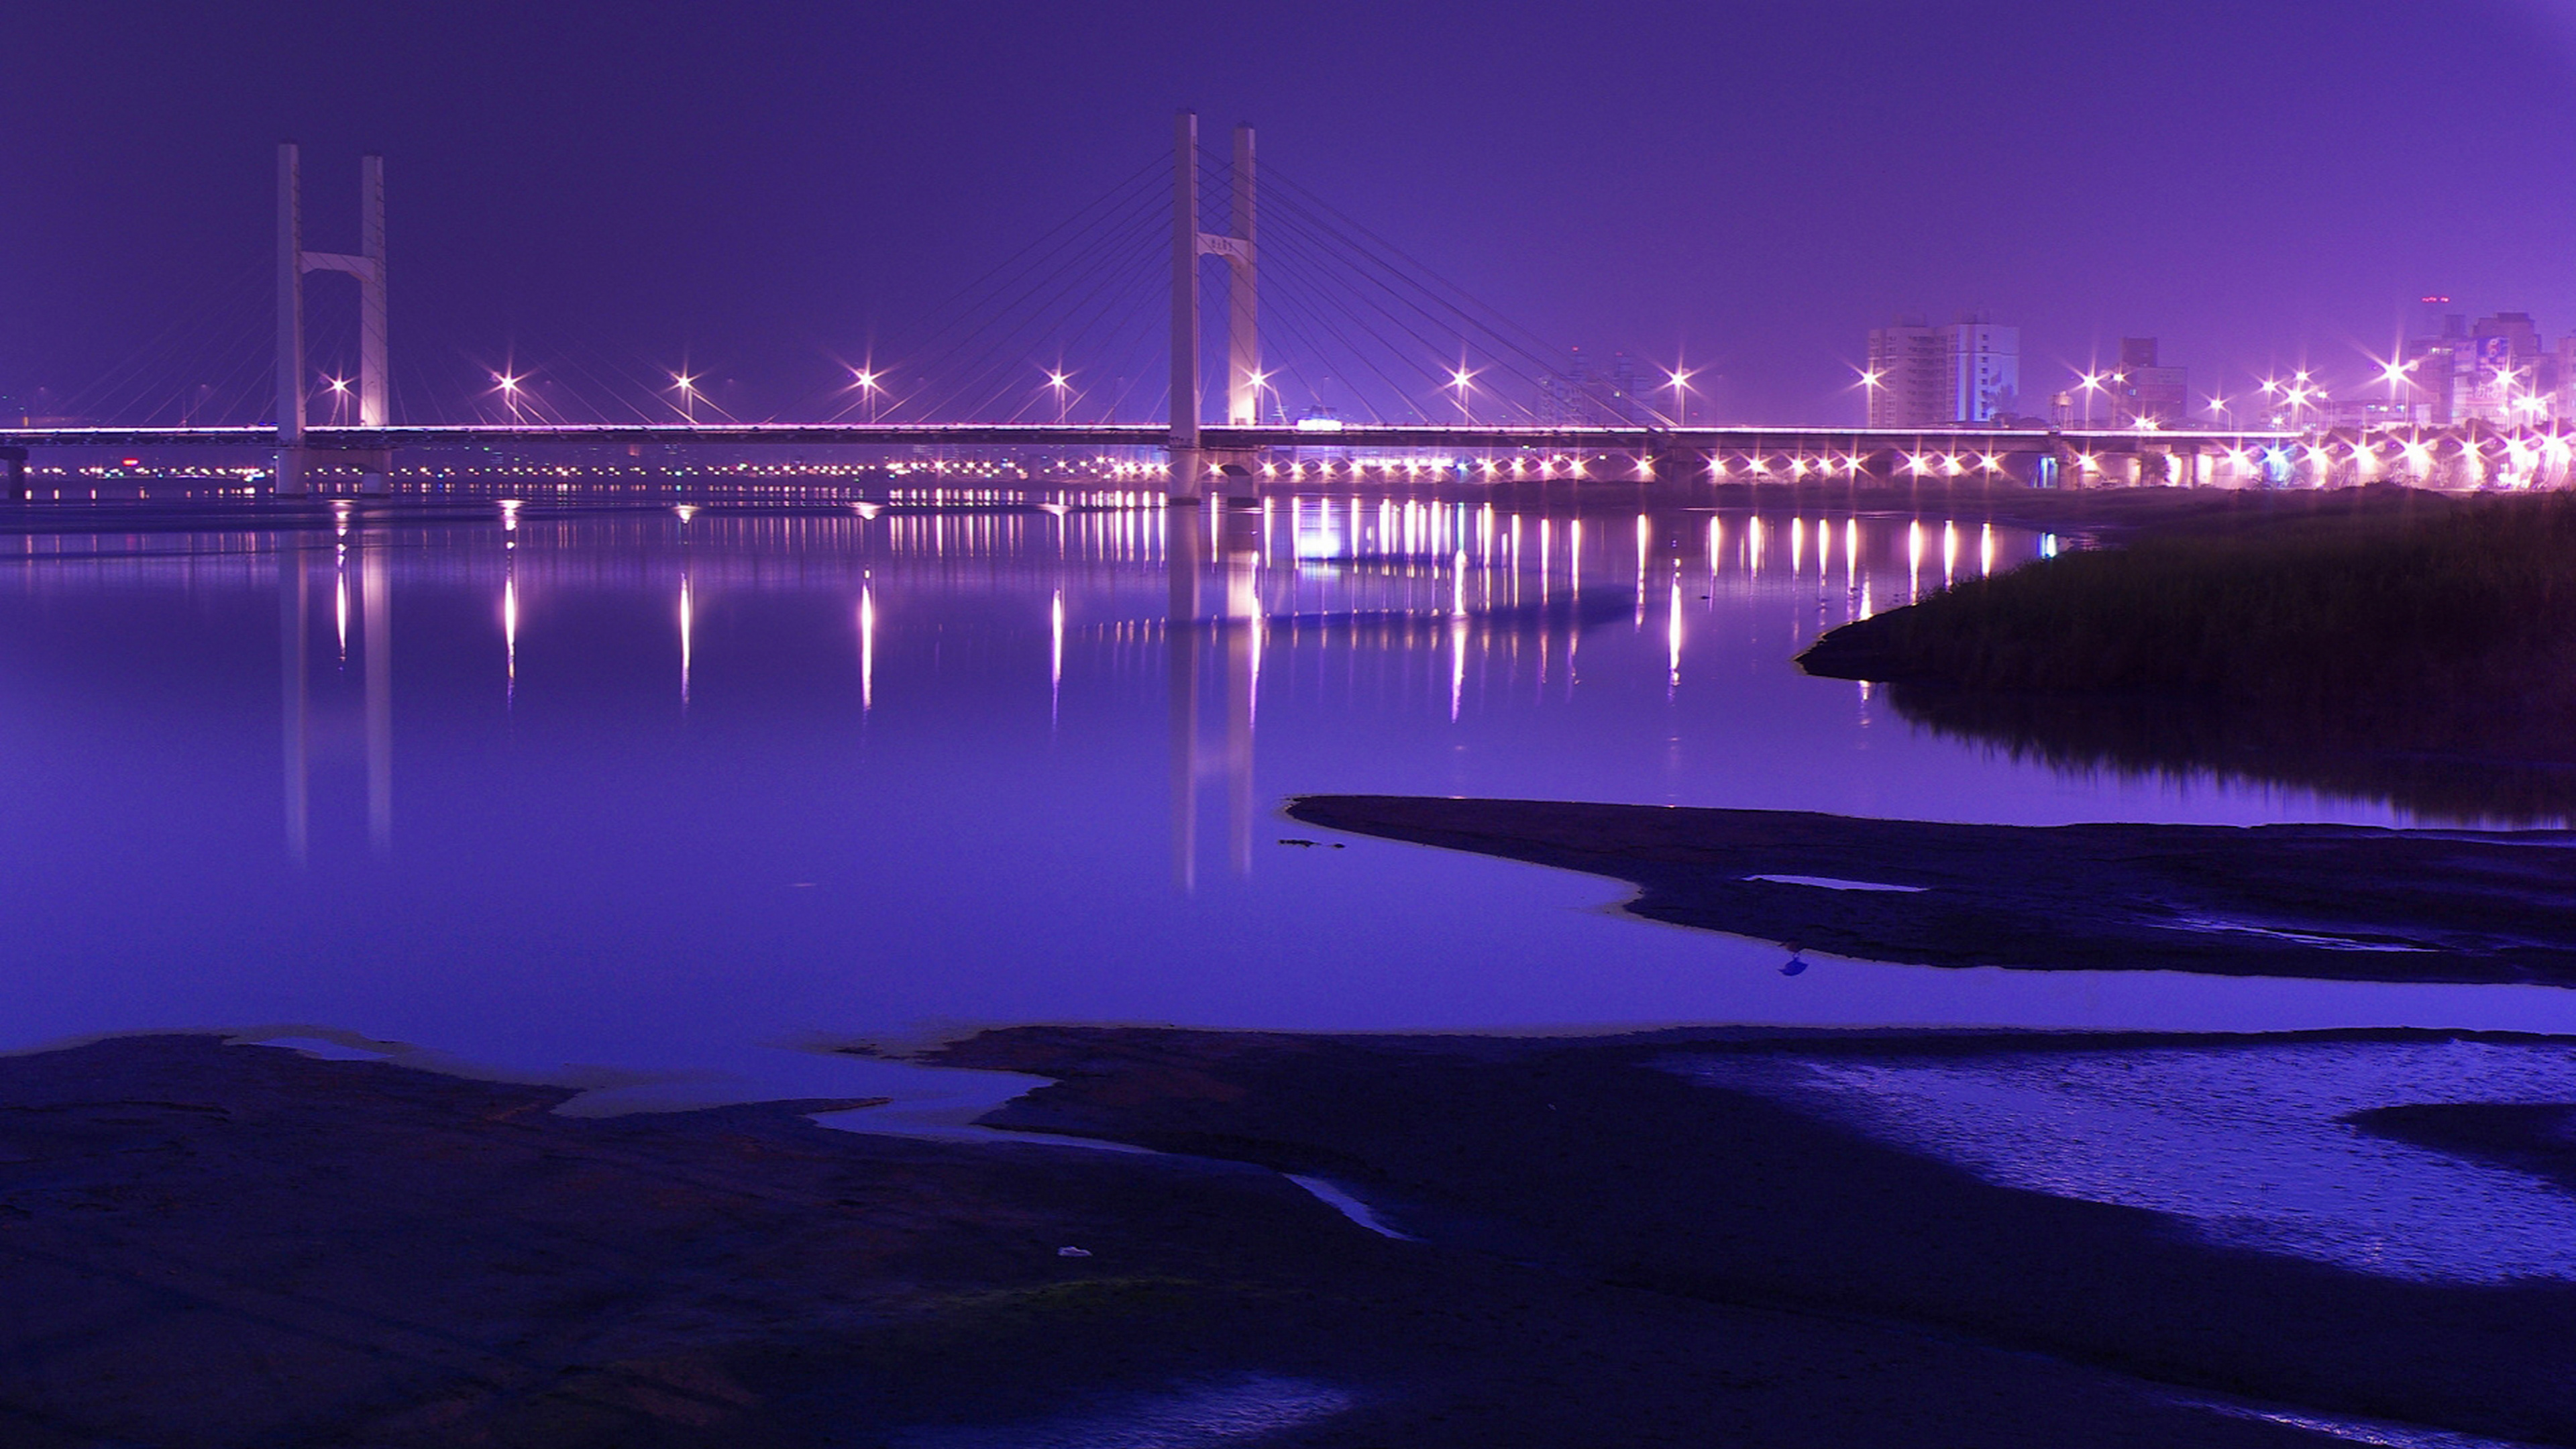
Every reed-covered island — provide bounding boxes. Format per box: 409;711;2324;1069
1799;488;2576;818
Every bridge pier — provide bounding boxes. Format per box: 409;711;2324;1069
1167;447;1265;503
1205;449;1262;500
340;446;394;497
1;447;25;501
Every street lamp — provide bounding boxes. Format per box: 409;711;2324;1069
853;368;881;425
2375;357;2419;426
1665;365;1694;426
2075;370;2106;428
2257;376;2286;428
494;371;524;423
1046;368;1071;425
1448;364;1475;424
672;372;698;425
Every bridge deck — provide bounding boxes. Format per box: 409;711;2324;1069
0;423;2298;451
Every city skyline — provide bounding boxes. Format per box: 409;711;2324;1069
8;1;2576;427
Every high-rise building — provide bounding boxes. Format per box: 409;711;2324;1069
1866;315;1943;427
2401;309;2468;425
2111;338;2188;425
2473;311;2542;364
1866;311;2019;426
2466;313;2551;423
2393;309;2564;424
1946;316;2019;423
1539;346;1645;425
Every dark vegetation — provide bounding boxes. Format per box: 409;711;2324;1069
1798;488;2576;820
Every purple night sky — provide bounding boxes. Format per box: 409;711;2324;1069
6;0;2575;423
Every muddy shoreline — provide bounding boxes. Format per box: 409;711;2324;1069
1285;793;2576;984
5;1028;2573;1446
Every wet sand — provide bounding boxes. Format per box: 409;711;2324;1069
4;1029;2567;1446
1287;793;2576;983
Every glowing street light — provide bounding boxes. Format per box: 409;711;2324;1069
2075;370;2106;427
672;372;698;425
1448;363;1476;423
1240;368;1273;427
494;370;525;423
852;367;882;425
2371;356;2420;425
1045;368;1071;425
1665;365;1695;425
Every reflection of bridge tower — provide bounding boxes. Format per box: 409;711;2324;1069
1167;502;1263;888
277;143;389;496
1169;112;1257;504
277;521;394;859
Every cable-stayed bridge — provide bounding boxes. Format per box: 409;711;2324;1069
0;114;2304;500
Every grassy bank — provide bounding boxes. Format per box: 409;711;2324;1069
1801;488;2576;702
1797;488;2576;814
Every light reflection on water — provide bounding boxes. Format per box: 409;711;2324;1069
0;494;2566;1113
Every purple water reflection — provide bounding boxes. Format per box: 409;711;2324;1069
0;494;2565;1108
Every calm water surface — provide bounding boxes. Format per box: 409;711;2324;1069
5;492;2573;1111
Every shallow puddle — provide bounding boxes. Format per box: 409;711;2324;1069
1680;1039;2576;1283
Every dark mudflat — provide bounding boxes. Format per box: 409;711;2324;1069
0;1030;2474;1448
951;1022;2576;1446
1286;792;2576;983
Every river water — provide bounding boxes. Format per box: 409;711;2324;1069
6;491;2575;1115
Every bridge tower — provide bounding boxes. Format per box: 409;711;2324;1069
276;144;388;496
1169;112;1257;503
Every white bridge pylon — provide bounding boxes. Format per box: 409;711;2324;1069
1169;111;1257;504
276;142;388;496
